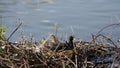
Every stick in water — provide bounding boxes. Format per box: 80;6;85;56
7;22;22;41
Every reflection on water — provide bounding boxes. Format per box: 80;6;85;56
0;0;120;42
16;11;29;15
21;0;54;4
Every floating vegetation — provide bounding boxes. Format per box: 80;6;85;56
0;22;120;68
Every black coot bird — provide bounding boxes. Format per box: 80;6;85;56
65;35;74;50
49;34;74;51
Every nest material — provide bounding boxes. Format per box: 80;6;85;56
0;34;120;68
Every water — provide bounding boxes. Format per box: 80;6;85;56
0;0;120;42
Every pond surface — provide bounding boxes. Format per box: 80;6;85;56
0;0;120;42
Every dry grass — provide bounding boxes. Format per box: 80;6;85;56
0;33;120;68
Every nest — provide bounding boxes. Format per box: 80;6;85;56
0;33;120;68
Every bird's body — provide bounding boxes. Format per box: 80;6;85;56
40;34;75;58
40;34;74;52
49;34;74;51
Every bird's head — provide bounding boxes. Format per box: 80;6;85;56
68;35;74;43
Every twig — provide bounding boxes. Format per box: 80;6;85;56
95;34;118;48
62;60;65;68
84;57;87;68
23;59;30;68
75;55;78;68
70;26;75;36
39;34;51;48
65;56;76;68
34;53;48;66
91;34;96;44
97;23;120;35
111;54;117;68
7;22;22;41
